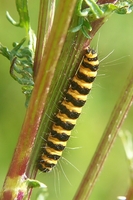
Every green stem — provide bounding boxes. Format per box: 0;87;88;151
73;68;133;200
33;0;56;78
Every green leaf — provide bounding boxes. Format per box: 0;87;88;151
85;0;103;18
81;25;91;38
6;0;30;31
26;179;47;189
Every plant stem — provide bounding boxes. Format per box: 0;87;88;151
73;68;133;200
34;0;56;78
126;185;133;200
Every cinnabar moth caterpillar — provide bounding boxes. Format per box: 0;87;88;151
38;47;99;172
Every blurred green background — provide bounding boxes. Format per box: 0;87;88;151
0;1;133;200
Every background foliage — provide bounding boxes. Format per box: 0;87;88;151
0;0;133;199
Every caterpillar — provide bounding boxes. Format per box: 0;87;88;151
38;47;99;172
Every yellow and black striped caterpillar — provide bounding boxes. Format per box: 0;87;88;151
38;47;99;172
